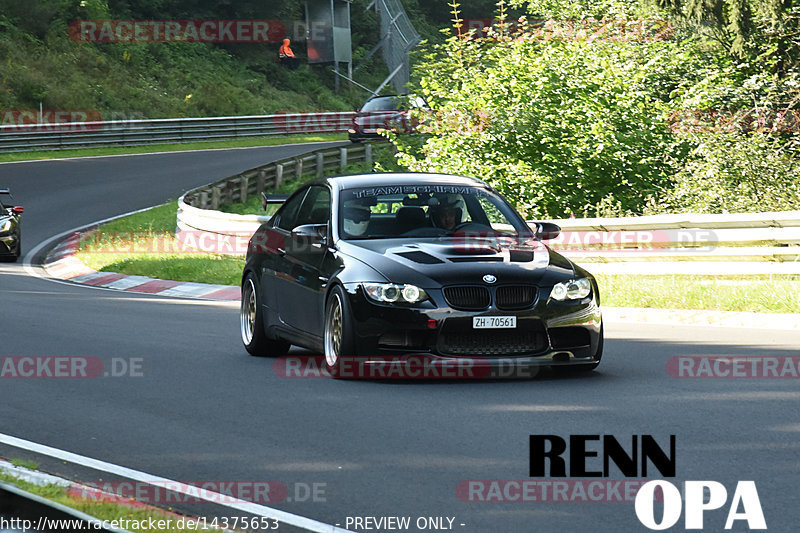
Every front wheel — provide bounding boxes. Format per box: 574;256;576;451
324;286;356;378
241;272;290;357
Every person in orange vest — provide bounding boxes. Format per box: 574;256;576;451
278;38;299;69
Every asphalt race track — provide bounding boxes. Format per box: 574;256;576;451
1;145;799;532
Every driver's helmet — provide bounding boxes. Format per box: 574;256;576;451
342;202;371;236
429;194;463;229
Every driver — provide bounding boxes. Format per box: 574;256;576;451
342;203;371;237
430;195;462;231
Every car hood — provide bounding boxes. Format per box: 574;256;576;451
337;237;576;288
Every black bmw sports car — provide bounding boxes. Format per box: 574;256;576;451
240;173;602;378
0;188;24;262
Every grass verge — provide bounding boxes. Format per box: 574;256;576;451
597;274;800;314
0;471;215;533
74;202;243;286
0;134;346;163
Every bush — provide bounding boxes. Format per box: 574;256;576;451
392;22;694;218
388;0;800;217
653;131;800;213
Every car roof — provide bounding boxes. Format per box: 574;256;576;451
318;172;489;191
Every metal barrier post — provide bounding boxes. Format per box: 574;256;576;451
316;152;325;178
275;164;284;190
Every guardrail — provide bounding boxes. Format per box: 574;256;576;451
550;211;800;274
177;142;371;250
177;145;800;273
0;112;355;152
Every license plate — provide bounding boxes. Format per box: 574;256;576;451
473;316;517;329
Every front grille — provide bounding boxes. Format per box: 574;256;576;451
438;318;548;357
443;286;490;310
496;285;537;310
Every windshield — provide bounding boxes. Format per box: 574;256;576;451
339;184;531;240
360;97;398;112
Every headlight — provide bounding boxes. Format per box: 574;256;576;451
362;283;427;304
0;218;11;233
550;278;591;301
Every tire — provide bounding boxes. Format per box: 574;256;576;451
241;272;290;357
324;285;357;378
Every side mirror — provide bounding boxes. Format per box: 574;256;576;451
292;223;328;248
262;193;289;211
12;206;23;214
534;222;561;240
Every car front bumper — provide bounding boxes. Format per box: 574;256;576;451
341;284;602;369
0;232;19;255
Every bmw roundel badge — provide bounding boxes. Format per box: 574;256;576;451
483;274;497;284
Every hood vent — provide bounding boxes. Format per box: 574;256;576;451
509;250;535;262
448;256;504;263
395;251;444;264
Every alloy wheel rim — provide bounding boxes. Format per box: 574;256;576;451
325;295;343;367
241;279;256;345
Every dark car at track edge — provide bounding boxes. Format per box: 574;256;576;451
0;188;23;262
348;95;421;142
240;173;602;378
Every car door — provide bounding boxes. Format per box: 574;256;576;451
273;185;331;337
262;187;308;326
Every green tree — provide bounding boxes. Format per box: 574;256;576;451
391;4;697;217
654;0;799;73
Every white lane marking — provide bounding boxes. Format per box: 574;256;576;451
103;275;157;290
0;433;353;533
0;141;346;165
155;282;226;298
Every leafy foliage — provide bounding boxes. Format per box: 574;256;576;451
0;0;401;116
387;0;800;217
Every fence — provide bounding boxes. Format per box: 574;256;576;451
176;143;372;249
375;0;421;94
0;112;355;153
